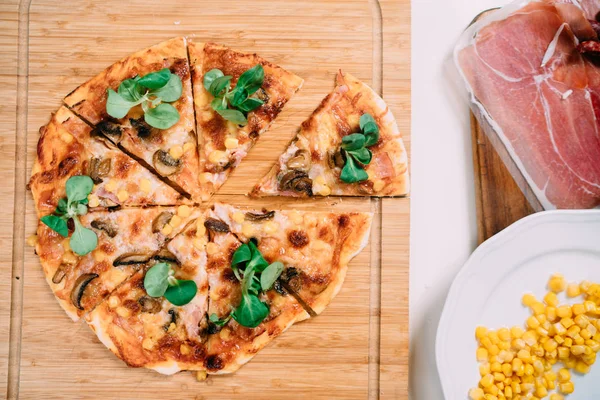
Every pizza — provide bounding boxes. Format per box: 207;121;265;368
188;41;304;201
29;38;387;378
36;206;200;320
201;208;310;374
210;203;373;314
86;218;209;374
29;106;187;217
64;37;202;200
251;71;410;198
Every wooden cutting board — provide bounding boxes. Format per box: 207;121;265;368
0;0;410;399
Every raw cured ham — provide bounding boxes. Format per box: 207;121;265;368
456;0;600;209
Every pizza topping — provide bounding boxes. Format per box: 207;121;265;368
339;113;380;184
88;157;112;184
208;240;285;328
70;273;99;310
90;219;118;238
113;252;153;267
204;65;265;126
169;145;184;160
52;264;68;284
224;137;239;150
176;205;191;218
288;230;309;248
139;178;152;194
244;210;275;222
286;149;311;171
152;211;174;234
40;175;99;256
328;148;346;170
153;248;180;265
138;296;162;313
106;68;183;129
93;120;123;143
204;218;230;233
208;150;228;165
278;170;313;196
143;262;198;306
153;150;181;177
116;190;129;202
279;266;302;292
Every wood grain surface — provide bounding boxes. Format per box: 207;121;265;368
1;0;410;398
471;112;535;244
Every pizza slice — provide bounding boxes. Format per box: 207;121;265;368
210;203;372;315
187;41;304;201
36;205;200;320
86;218;210;374
251;71;409;198
63;37;201;200
29;107;187;217
200;209;309;374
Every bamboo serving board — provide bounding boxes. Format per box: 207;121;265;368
0;0;410;399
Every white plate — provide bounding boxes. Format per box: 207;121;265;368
436;210;600;399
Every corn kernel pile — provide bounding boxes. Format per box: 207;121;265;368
469;275;600;400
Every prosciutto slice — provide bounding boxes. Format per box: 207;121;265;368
456;0;600;208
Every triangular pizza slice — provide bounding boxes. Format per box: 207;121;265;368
211;203;372;315
251;71;409;198
200;209;309;374
29;107;187;217
86;217;210;374
64;37;201;200
187;41;304;201
36;206;200;320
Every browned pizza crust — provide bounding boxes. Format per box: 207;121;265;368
188;41;304;201
251;71;409;198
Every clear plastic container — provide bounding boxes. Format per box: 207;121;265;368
454;0;600;210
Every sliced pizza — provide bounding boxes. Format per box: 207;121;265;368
36;205;200;320
200;210;309;374
187;41;304;201
210;203;372;315
63;37;201;200
86;218;209;374
29;107;187;217
251;71;409;198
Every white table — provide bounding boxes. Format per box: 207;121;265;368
410;0;505;398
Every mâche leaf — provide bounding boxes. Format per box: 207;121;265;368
204;65;264;126
39;175;99;255
144;103;180;130
231;292;270;328
203;69;225;91
341;154;369;183
144;262;171;297
144;262;198;306
106;69;183;129
260;261;284;291
70;218;98;256
216;109;247;125
150;74;182;102
208;75;232;97
66;175;94;204
41;215;69;237
137;68;171;89
118;79;143;102
165;279;198;306
106;89;137;119
221;239;286;328
339;113;379;184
